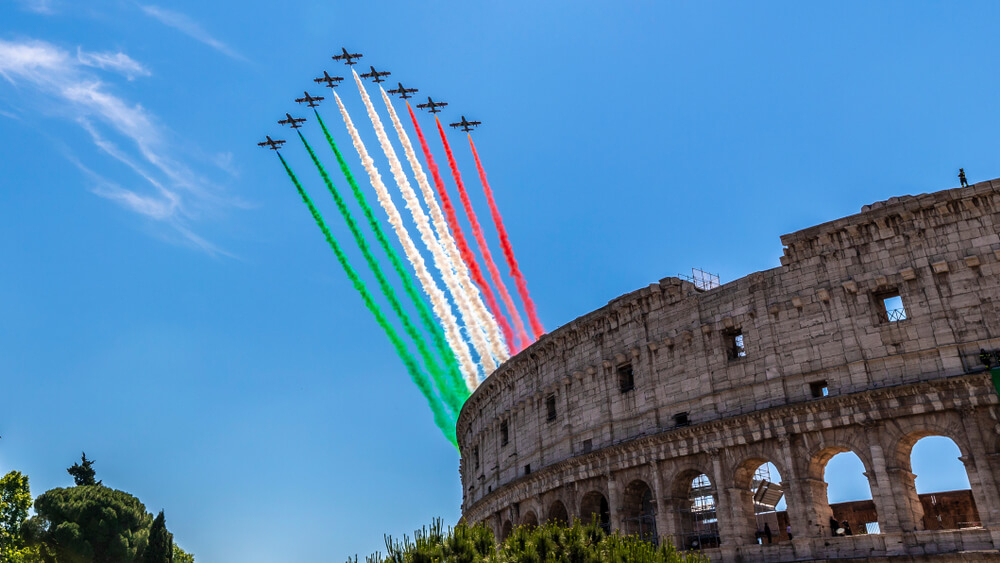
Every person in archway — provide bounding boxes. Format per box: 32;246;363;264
786;524;793;540
764;522;773;544
842;520;853;536
830;516;839;537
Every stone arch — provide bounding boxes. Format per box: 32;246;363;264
500;519;513;541
621;479;657;543
547;500;569;525
809;444;879;536
886;418;980;532
579;490;610;533
521;510;538;528
668;468;719;550
909;435;980;530
734;456;788;545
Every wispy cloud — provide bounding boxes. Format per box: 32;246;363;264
77;48;151;80
139;5;245;61
16;0;57;14
0;38;234;256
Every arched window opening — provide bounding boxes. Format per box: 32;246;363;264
580;491;610;534
679;473;719;550
500;520;513;541
547;500;569;525
825;451;879;536
622;480;657;544
521;510;538;529
746;461;788;545
911;436;979;530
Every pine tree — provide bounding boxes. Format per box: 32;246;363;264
143;511;173;563
66;452;100;487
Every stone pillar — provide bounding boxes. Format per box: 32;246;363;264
779;436;824;545
607;474;622;534
866;434;904;534
885;464;924;532
959;408;1000;547
651;460;674;546
711;450;754;546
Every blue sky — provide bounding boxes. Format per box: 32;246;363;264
0;1;991;561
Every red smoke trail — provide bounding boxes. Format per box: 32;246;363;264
406;104;520;352
468;135;545;339
433;116;533;349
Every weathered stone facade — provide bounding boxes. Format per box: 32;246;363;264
457;180;1000;561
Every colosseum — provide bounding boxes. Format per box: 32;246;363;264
457;179;1000;562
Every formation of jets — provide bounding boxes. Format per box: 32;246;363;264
294;91;324;107
449;116;481;132
314;71;343;89
387;82;418;99
278;113;306;129
360;65;391;83
416;97;447;113
262;47;488;151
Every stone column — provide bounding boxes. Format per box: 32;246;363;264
864;427;900;534
711;450;754;546
607;474;622;534
651;460;674;546
959;408;1000;546
779;435;824;545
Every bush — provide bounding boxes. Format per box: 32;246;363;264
351;518;708;563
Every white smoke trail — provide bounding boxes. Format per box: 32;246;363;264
332;90;481;384
351;70;502;380
378;87;511;369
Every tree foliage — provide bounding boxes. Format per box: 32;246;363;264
0;471;39;563
141;511;172;563
172;545;194;563
66;453;99;488
352;519;707;563
25;486;152;563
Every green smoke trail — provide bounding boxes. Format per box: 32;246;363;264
314;109;471;406
297;130;466;418
277;151;458;447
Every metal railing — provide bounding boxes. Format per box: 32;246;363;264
877;307;907;322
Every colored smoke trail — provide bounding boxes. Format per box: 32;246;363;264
332;90;484;386
351;69;506;379
404;102;522;354
434;116;534;349
469;136;546;340
297;131;465;416
276;152;457;445
313;110;470;406
380;89;517;358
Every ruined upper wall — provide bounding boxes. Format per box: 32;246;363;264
456;179;1000;508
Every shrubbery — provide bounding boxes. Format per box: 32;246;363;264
352;518;708;563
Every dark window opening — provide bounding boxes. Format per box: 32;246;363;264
725;329;747;360
488;485;492;493
524;464;531;475
876;290;907;322
474;446;480;470
810;380;829;398
500;420;509;446
582;439;593;453
546;394;557;422
674;412;690;427
617;363;635;393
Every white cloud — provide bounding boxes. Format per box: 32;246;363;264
16;0;57;14
139;5;245;61
0;38;233;255
77;48;151;80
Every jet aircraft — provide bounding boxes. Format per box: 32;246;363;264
294;91;324;107
332;48;363;66
415;97;448;113
257;136;286;150
387;82;418;99
360;65;391;83
449;116;481;132
313;71;344;89
278;113;307;129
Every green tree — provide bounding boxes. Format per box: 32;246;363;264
66;453;99;487
141;511;172;563
171;545;193;563
25;486;152;563
0;471;38;563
